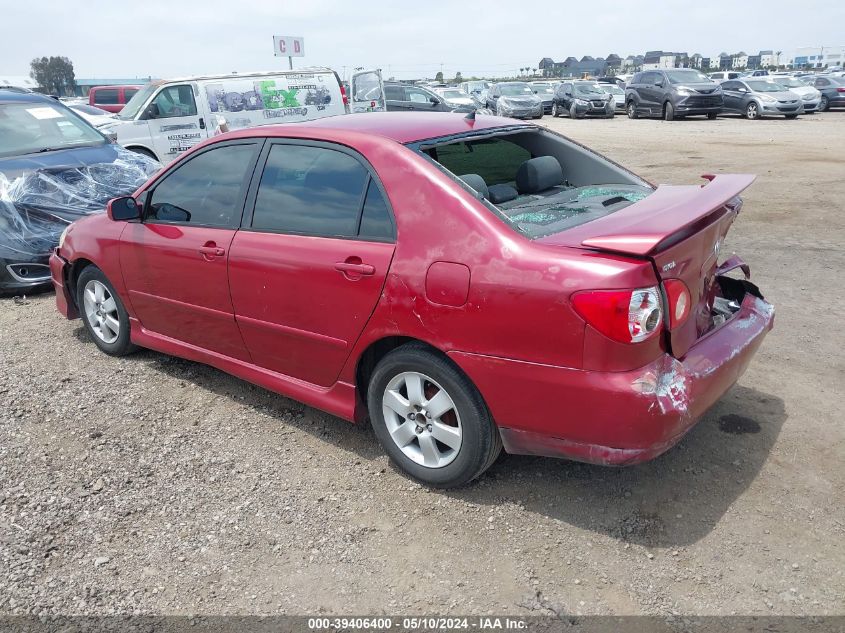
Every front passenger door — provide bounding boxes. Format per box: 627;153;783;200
144;84;211;163
120;141;261;361
721;81;741;112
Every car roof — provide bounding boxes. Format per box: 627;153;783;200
0;89;60;105
225;112;531;145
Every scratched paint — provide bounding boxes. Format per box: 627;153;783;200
632;357;691;414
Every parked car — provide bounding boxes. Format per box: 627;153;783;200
551;81;614;118
385;83;471;113
102;69;385;164
88;85;143;114
599;83;625;111
720;79;803;119
626;69;723;120
50;112;773;487
771;77;822;112
809;75;845;111
529;82;555;114
459;80;490;96
709;71;741;82
744;70;770;77
432;87;476;108
66;102;118;128
486;82;544;118
0;90;158;294
596;77;626;88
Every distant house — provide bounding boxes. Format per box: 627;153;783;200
539;57;556;77
642;50;663;70
732;52;749;69
759;50;777;68
606;54;622;70
747;54;761;69
690;53;703;69
718;53;732;70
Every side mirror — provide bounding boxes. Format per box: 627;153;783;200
429;95;440;105
107;196;141;221
142;103;159;120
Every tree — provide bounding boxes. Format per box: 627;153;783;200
453;71;463;84
30;56;76;95
531;68;537;76
435;71;444;83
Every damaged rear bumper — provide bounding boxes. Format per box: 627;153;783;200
50;251;78;319
450;292;774;466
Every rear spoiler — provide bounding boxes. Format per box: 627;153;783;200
580;174;756;256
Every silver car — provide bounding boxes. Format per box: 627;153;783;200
599;83;625;110
720;79;804;119
771;77;822;113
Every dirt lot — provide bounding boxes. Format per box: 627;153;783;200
1;112;843;618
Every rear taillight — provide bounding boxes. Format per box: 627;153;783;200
837;87;845;93
663;279;691;329
571;286;663;344
340;84;349;106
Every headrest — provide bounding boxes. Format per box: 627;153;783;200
488;183;518;204
459;174;489;199
516;156;564;194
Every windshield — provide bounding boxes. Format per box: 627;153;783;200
665;70;711;84
118;83;156;120
747;81;783;92
500;83;534;96
574;83;606;96
0;102;107;158
601;85;624;95
532;84;554;95
774;78;804;88
440;89;465;99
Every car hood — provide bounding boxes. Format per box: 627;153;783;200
676;83;721;93
0;145;159;260
0;143;123;181
780;85;817;97
751;90;799;100
500;95;542;105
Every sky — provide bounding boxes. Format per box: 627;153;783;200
1;0;842;81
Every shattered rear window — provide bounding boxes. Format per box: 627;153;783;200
500;185;651;238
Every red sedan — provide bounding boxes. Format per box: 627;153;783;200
51;112;774;487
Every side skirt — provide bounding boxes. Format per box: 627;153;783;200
130;318;360;423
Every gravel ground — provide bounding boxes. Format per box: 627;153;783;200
1;112;843;618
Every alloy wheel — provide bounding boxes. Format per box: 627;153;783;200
746;102;759;119
551;102;558;117
820;96;828;111
381;371;462;468
83;279;120;344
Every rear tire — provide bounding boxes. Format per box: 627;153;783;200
819;96;829;112
785;114;798;119
367;343;502;488
627;101;638;119
707;112;718;119
551;102;559;117
663;101;675;121
76;266;137;357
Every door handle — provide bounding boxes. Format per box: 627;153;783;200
199;117;206;130
199;243;225;259
334;262;375;275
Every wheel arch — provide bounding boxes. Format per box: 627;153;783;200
67;258;97;309
124;145;159;161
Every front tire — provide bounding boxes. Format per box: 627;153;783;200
367;344;502;488
627;101;638;119
663;101;675;121
76;266;137;356
707;112;718;119
746;101;760;119
551;102;559;117
819;95;829;112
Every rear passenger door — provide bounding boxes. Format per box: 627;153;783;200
228;141;396;387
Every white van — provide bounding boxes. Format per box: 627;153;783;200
107;68;384;163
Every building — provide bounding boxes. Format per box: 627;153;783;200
747;54;761;69
791;46;845;69
759;50;778;68
732;52;749;69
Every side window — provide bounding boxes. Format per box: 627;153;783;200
150;85;197;119
252;144;369;237
358;179;393;240
124;88;139;101
384;85;404;101
407;88;431;104
94;89;119;105
147;144;256;227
